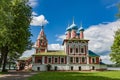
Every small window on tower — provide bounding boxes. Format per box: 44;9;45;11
40;40;42;43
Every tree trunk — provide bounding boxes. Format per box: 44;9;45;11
0;53;3;68
1;47;8;72
9;62;11;70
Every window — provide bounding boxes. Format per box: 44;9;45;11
37;59;42;63
70;48;72;53
61;58;64;63
70;57;73;63
76;57;79;63
55;57;58;63
82;57;85;63
81;48;84;53
48;57;52;63
92;58;96;63
76;48;78;53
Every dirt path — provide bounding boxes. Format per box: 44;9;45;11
0;70;38;80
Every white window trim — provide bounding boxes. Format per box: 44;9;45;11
75;57;80;63
47;56;52;64
54;57;58;64
80;46;85;54
75;48;79;54
81;57;86;63
91;57;96;63
70;57;74;63
60;57;65;64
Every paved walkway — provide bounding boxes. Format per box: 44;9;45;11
0;70;38;80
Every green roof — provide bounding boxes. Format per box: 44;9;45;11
89;50;99;57
33;51;67;56
100;62;106;65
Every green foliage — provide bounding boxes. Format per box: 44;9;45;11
0;0;32;71
27;71;120;80
110;29;120;64
110;3;120;65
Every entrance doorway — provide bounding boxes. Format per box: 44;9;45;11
92;66;95;70
46;64;51;71
79;66;81;71
71;66;73;70
37;67;40;71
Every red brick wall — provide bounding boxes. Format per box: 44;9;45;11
96;57;99;64
45;56;47;64
89;57;91;64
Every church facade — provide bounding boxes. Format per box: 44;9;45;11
31;21;107;71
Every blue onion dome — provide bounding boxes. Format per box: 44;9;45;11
70;23;78;30
76;30;80;35
66;26;72;31
78;27;84;31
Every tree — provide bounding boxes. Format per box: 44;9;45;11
110;29;120;65
110;3;120;65
0;0;32;72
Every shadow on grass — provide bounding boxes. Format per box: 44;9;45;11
28;71;120;80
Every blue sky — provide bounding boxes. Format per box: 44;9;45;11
22;0;120;64
30;0;119;44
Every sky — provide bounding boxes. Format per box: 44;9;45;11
22;0;120;64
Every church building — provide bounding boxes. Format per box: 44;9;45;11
17;20;107;71
31;20;107;71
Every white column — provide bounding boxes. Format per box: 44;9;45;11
67;56;69;64
42;56;45;64
86;45;89;64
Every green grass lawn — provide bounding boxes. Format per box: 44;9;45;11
27;71;120;80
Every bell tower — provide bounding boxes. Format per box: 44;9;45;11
35;26;48;53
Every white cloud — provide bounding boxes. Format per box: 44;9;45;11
30;15;49;26
106;3;117;9
48;44;64;50
56;35;66;41
84;20;120;55
56;20;120;55
100;55;114;64
28;0;38;7
32;12;38;16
